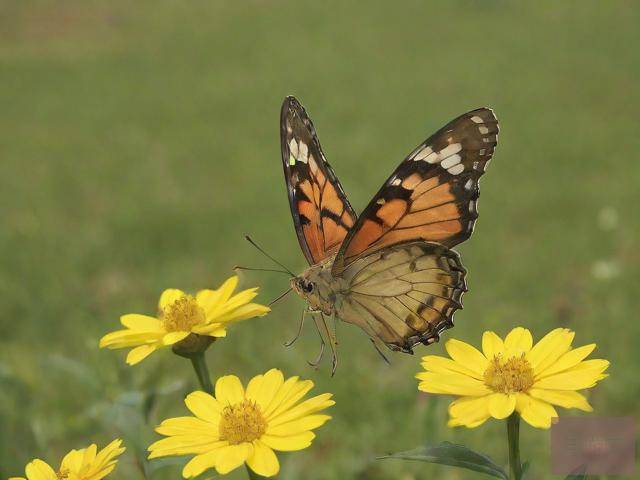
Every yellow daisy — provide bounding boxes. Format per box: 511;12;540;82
148;368;335;478
99;276;270;365
417;327;609;429
9;439;125;480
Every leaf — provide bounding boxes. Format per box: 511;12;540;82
520;461;531;479
379;441;508;479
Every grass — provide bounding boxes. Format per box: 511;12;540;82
1;1;638;479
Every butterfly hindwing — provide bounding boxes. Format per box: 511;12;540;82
332;108;498;275
338;242;467;352
281;96;357;265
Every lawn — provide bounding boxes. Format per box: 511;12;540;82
1;1;638;479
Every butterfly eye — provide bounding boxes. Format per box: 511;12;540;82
302;281;315;293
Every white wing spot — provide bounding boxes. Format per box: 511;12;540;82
447;164;465;175
298;142;309;163
376;198;386;205
439;143;462;157
391;178;402;186
441;154;461;169
289;139;299;158
413;146;433;161
479;148;486;156
479;125;489;134
471;115;483;124
288;154;296;166
464;179;474;190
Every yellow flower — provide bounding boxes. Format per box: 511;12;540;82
99;276;270;365
9;439;125;480
417;327;609;429
148;368;334;478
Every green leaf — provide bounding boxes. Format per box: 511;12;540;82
379;441;508;479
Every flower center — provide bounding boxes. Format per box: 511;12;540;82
484;355;534;394
56;469;69;479
162;295;206;332
218;400;267;444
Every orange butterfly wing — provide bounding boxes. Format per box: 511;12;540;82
332;108;498;275
281;96;357;265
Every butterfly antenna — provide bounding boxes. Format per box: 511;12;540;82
234;266;292;276
269;287;292;306
307;312;326;368
244;235;295;276
284;309;307;347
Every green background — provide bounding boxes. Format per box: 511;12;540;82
1;1;638;478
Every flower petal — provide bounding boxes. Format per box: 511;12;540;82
149;437;225;459
261;431;315;451
182;449;222;478
535;344;596;379
516;393;558;429
24;460;57;480
417;372;491;396
533;359;609;390
215;375;245;406
528;388;593;411
526;328;574;372
126;344;159;365
120;314;163;331
214;443;253;475
488;393;516;419
266;414;331;436
504;327;533;357
185;391;223;423
155;416;217;436
447;396;491;428
197;277;240;317
268;393;335;428
444;339;488;376
246;369;285;411
99;330;164;349
264;377;312;420
159;289;186;310
246;441;279;478
420;355;483;380
162;331;190;345
481;331;505;360
212;303;271;324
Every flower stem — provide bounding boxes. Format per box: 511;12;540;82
189;351;213;394
507;413;522;480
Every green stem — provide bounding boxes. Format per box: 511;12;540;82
507;413;522;480
189;351;213;394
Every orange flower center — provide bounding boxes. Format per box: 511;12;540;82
162;295;206;332
219;400;267;444
484;355;534;394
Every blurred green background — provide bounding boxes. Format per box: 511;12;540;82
1;1;638;478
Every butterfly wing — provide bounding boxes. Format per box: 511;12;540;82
281;96;357;265
332;108;498;275
337;242;467;352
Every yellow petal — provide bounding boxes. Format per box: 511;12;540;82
447;396;491;428
198;277;240;317
534;359;609;390
268;394;335;428
155;416;217;436
260;431;315;451
93;439;125;471
417;372;491;396
420;355;483;380
212;303;271;324
528;388;593;411
214;443;252;475
212;288;259;318
185;391;223;423
444;339;488;376
158;289;186;310
488;393;516;419
149;437;225;459
162;331;190;345
526;328;574;371
481;331;505;360
182;449;222;478
215;375;245;406
60;448;83;472
24;460;57;480
99;330;164;349
246;441;279;478
535;344;596;379
266;415;331;436
246;369;285;410
504;327;533;357
120;314;163;331
264;378;313;420
516;393;557;429
126;344;159;365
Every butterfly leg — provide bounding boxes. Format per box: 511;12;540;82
317;313;339;376
284;308;307;347
370;337;391;365
307;311;326;369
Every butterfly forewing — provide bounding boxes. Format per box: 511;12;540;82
332;108;498;275
338;242;467;352
281;96;357;265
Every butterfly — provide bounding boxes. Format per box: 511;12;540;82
281;95;498;372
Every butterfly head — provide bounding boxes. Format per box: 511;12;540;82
290;267;336;316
